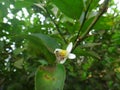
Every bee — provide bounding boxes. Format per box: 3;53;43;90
54;42;76;64
54;49;68;64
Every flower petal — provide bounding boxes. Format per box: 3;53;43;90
66;42;73;53
54;48;61;53
68;53;76;59
59;58;67;64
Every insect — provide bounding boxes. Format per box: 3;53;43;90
54;42;76;64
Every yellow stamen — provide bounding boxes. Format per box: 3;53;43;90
60;50;67;57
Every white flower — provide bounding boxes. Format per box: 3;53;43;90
54;42;76;64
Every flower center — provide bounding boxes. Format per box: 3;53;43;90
60;50;68;57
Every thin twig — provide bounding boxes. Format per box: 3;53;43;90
44;7;67;43
74;0;92;44
73;0;109;51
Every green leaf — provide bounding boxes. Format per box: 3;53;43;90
13;48;24;55
7;83;23;90
81;71;87;80
14;33;59;53
0;0;4;3
31;33;59;53
62;21;80;34
82;43;101;48
93;17;114;30
0;3;8;18
116;73;120;79
35;64;66;90
13;33;59;63
14;1;33;9
38;59;48;65
74;47;101;59
81;16;113;34
52;0;83;19
87;0;99;11
0;41;4;51
14;59;23;69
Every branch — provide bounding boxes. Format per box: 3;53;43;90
44;7;67;43
73;0;109;51
74;0;92;44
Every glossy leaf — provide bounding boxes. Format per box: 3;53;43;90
35;64;66;90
